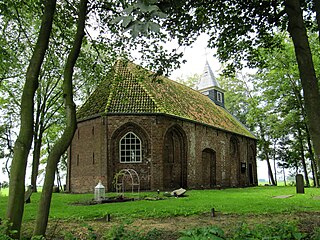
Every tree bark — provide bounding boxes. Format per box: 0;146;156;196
31;90;41;192
6;0;56;238
31;91;44;192
259;123;276;185
285;0;320;171
287;74;319;187
33;0;88;236
283;167;286;186
273;142;277;185
297;127;310;187
31;128;43;192
313;0;320;40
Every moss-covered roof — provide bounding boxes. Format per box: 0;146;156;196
77;61;255;138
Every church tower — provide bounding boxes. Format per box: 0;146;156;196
197;61;225;108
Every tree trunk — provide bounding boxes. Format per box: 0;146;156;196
259;123;276;185
297;127;310;187
305;124;319;187
6;0;56;238
285;0;320;171
313;0;320;41
31;125;44;193
31;87;46;192
266;152;276;185
283;167;286;186
33;0;88;236
287;74;319;187
273;142;277;185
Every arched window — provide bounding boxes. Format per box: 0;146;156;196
119;132;142;163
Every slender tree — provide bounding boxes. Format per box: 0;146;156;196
6;0;56;237
33;0;88;236
284;0;320;169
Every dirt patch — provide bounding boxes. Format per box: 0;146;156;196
22;211;320;239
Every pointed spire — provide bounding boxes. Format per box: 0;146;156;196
197;60;220;91
197;60;225;108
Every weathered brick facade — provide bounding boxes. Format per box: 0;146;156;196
67;114;257;193
67;60;258;193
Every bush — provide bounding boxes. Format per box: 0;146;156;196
0;220;15;240
311;227;320;240
103;225;163;240
179;226;225;239
177;222;308;240
231;222;306;240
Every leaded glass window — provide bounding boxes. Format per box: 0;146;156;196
119;132;142;163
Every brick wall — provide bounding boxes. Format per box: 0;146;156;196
67;114;257;193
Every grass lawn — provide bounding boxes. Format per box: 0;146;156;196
0;186;320;239
0;186;319;221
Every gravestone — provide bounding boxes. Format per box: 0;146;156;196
296;174;304;194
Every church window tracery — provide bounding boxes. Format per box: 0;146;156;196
119;132;142;163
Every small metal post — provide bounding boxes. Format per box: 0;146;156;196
211;208;215;218
106;213;111;222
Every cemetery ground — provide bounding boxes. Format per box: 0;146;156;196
0;186;320;239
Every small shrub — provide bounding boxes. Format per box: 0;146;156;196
31;236;46;240
103;225;163;240
179;226;225;240
311;227;320;240
231;222;306;240
62;232;77;240
0;220;15;240
103;225;142;240
60;223;97;240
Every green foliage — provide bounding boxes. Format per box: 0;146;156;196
31;236;46;240
179;226;225;240
178;222;309;240
111;0;167;39
219;34;320;184
311;227;320;240
58;223;98;240
231;222;306;240
1;181;9;188
175;74;200;89
103;224;163;240
0;220;16;240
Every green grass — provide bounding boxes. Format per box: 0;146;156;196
0;186;319;222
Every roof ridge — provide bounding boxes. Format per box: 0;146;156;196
105;82;116;112
137;80;163;113
105;61;122;112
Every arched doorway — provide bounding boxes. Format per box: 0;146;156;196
163;126;187;189
202;148;216;188
230;136;240;187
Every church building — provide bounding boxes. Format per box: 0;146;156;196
67;60;257;193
